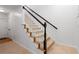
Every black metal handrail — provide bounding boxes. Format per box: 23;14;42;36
25;6;58;30
23;6;44;26
23;6;47;54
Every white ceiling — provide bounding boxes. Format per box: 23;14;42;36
0;5;22;13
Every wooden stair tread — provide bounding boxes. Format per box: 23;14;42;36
26;24;39;29
25;28;42;33
31;27;41;30
35;36;50;44
39;38;55;51
30;31;44;38
29;29;43;32
30;25;40;28
34;33;44;37
25;23;43;34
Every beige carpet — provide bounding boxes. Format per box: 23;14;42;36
0;38;31;54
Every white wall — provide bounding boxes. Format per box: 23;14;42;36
28;5;79;49
2;5;79;53
0;12;8;38
8;7;42;53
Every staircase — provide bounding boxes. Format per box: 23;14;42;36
24;20;55;53
23;6;57;54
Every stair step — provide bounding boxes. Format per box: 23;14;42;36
39;38;55;51
29;29;43;33
34;33;44;38
26;24;39;29
30;24;39;27
31;27;42;30
35;36;50;43
25;24;30;28
31;30;43;33
29;30;44;37
25;28;42;33
25;28;30;33
27;27;42;33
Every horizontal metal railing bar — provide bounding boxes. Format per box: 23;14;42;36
26;6;58;29
23;6;44;26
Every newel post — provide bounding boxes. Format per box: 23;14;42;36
44;22;47;54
